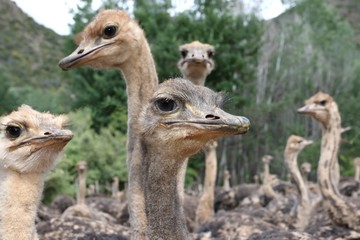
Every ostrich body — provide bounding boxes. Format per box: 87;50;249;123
0;105;72;240
58;9;158;237
284;135;313;231
138;78;250;239
298;91;360;230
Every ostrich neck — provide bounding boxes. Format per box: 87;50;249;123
142;141;189;239
263;163;270;179
0;169;44;240
120;40;158;127
318;106;360;229
285;152;310;230
186;74;206;86
77;171;86;205
318;108;341;199
285;153;309;206
118;39;159;238
355;165;360;182
196;141;217;225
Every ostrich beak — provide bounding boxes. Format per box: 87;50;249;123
11;129;73;152
58;41;114;70
302;139;313;147
163;110;250;137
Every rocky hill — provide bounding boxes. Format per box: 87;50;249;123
0;0;66;88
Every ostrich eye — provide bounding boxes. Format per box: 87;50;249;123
180;50;188;58
207;50;214;58
319;100;327;106
6;126;21;138
103;25;117;38
155;98;177;112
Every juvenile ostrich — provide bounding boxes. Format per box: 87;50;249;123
223;169;231;191
300;162;312;186
298;91;360;231
58;9;158;237
138;78;250;239
0;105;72;240
354;157;360;182
76;161;87;205
284;135;313;231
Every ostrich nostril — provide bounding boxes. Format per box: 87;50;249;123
44;132;52;135
206;114;220;120
78;49;84;54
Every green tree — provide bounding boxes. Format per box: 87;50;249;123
43;107;128;203
0;71;19;115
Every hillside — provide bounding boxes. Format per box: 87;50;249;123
0;0;66;88
329;0;360;46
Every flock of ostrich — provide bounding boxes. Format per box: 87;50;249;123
1;8;360;240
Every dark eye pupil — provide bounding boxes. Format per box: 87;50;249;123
180;50;188;58
156;98;177;112
6;126;21;138
208;51;214;58
319;100;327;106
103;26;117;38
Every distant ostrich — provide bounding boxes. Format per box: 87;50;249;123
284;135;313;231
300;162;312;186
354;157;360;182
61;161;115;223
261;155;279;200
177;40;217;227
177;40;215;85
76;161;87;205
223;169;231;191
0;105;72;240
298;91;360;230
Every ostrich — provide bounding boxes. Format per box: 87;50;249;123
177;40;218;227
177;40;215;86
0;105;72;240
58;9;158;237
284;135;313;231
297;91;360;231
137;78;250;239
76;161;87;205
61;161;115;223
223;169;231;191
354;157;360;182
300;162;312;186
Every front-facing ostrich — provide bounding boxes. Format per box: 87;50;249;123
177;40;218;227
0;105;72;240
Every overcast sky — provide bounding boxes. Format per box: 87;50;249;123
11;0;286;35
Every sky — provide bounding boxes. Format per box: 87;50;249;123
11;0;287;36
